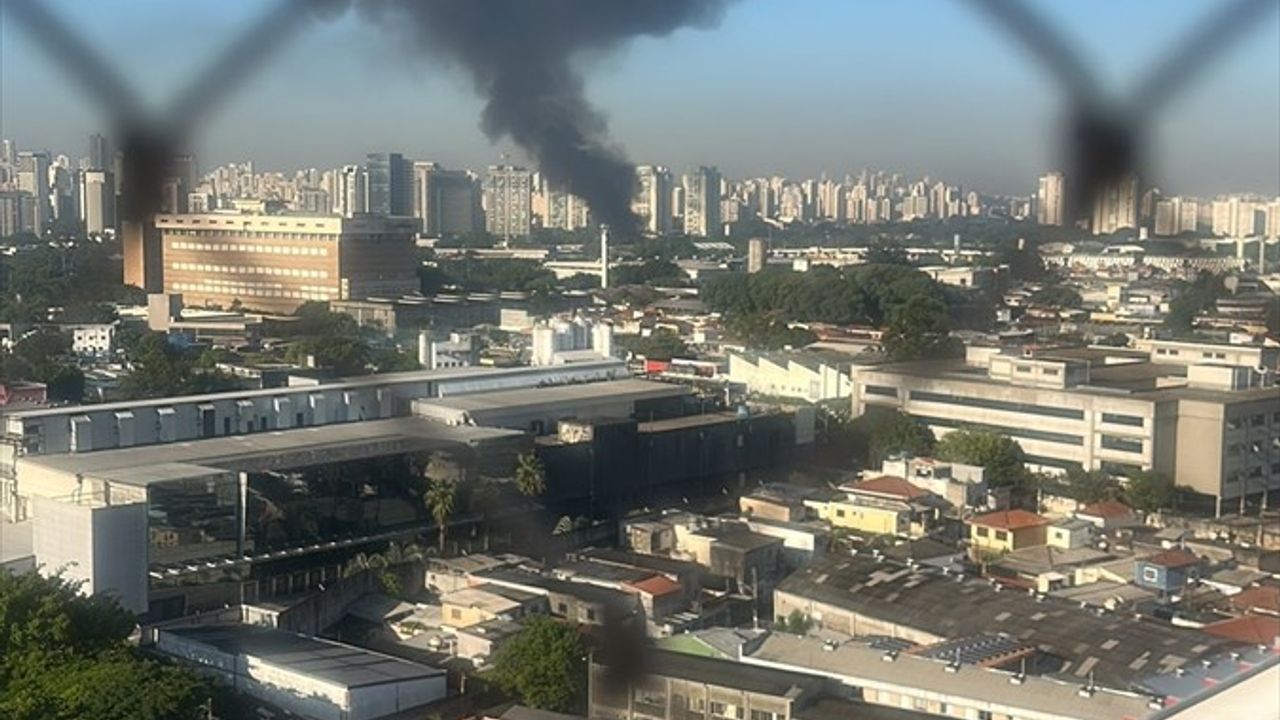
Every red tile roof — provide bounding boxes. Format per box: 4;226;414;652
969;509;1050;531
624;575;682;598
1144;548;1200;569
1078;501;1134;519
844;475;930;501
1230;585;1280;616
1203;615;1280;645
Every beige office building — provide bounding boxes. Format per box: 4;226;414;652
852;342;1279;513
155;213;419;314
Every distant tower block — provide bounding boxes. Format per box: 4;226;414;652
747;237;766;274
600;224;610;289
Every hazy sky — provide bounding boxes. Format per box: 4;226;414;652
1;0;1276;197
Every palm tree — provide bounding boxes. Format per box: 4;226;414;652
514;451;547;497
342;552;388;578
424;476;457;554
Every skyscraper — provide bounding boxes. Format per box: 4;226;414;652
483;165;532;238
632;165;673;235
682;166;722;237
89;133;110;170
365;152;413;216
337;165;367;218
16;151;51;236
1037;171;1065;226
747;237;766;274
414;162;480;236
1091;175;1139;235
79;170;115;235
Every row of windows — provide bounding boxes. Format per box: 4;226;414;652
171;282;334;301
1227;414;1280;431
1101;412;1145;427
864;384;899;397
909;390;1085;420
168;230;336;242
170;261;329;279
1100;435;1144;454
921;415;1084;446
170;240;330;256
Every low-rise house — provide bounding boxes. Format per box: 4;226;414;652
989;545;1115;592
878;456;989;510
455;618;524;663
622;575;685;622
1135;548;1201;596
1075;501;1139;530
476;568;643;627
440;584;546;628
820;476;946;538
1047;518;1093;549
968;509;1050;557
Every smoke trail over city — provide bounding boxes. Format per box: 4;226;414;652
339;0;732;235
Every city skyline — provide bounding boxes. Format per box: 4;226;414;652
0;0;1276;198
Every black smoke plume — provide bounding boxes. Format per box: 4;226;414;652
345;0;732;235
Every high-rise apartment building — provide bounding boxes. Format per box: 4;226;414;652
1154;197;1200;237
79;170;115;235
337;165;367;218
483;165;532;238
747;237;766;274
542;185;591;231
413;162;479;237
16;151;51;236
155;213;419;313
1091;174;1139;235
89;133;110;170
0;191;35;237
632;165;673;235
1036;171;1065;226
365;152;413;216
682;166;722;237
1212;197;1264;237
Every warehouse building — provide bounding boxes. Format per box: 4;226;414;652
155;624;446;720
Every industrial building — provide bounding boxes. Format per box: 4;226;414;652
772;555;1236;691
727;349;858;403
851;342;1280;512
155;624;446;720
149;212;420;313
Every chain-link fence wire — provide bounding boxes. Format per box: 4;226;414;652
1;0;1277;702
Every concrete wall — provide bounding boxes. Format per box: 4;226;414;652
33;496;149;614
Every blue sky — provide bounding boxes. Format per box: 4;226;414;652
1;0;1276;196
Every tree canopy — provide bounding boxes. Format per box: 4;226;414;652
934;427;1031;490
491;616;588;714
844;409;937;468
0;572;210;720
118;332;238;399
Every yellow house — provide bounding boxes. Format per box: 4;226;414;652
825;499;909;536
821;476;941;537
968;509;1050;556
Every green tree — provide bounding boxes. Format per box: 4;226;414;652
935;427;1031;490
617;330;688;361
119;332;237;399
1029;285;1083;309
881;296;956;361
515;452;547;497
1063;467;1121;504
287;336;370;376
424;475;458;554
778;610;813;635
1163;271;1223;336
491;616;588;713
1123;470;1175;512
853;409;936;466
0;572;210;720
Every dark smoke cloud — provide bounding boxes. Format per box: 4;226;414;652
337;0;732;235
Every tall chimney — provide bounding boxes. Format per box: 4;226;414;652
600;224;610;289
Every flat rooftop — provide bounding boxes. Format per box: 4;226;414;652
4;359;627;420
161;624;443;689
21;417;522;486
414;379;687;415
745;633;1152;720
620;648;824;698
860;357;1280;403
776;556;1235;689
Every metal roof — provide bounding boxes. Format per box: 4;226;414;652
161;624;443;689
